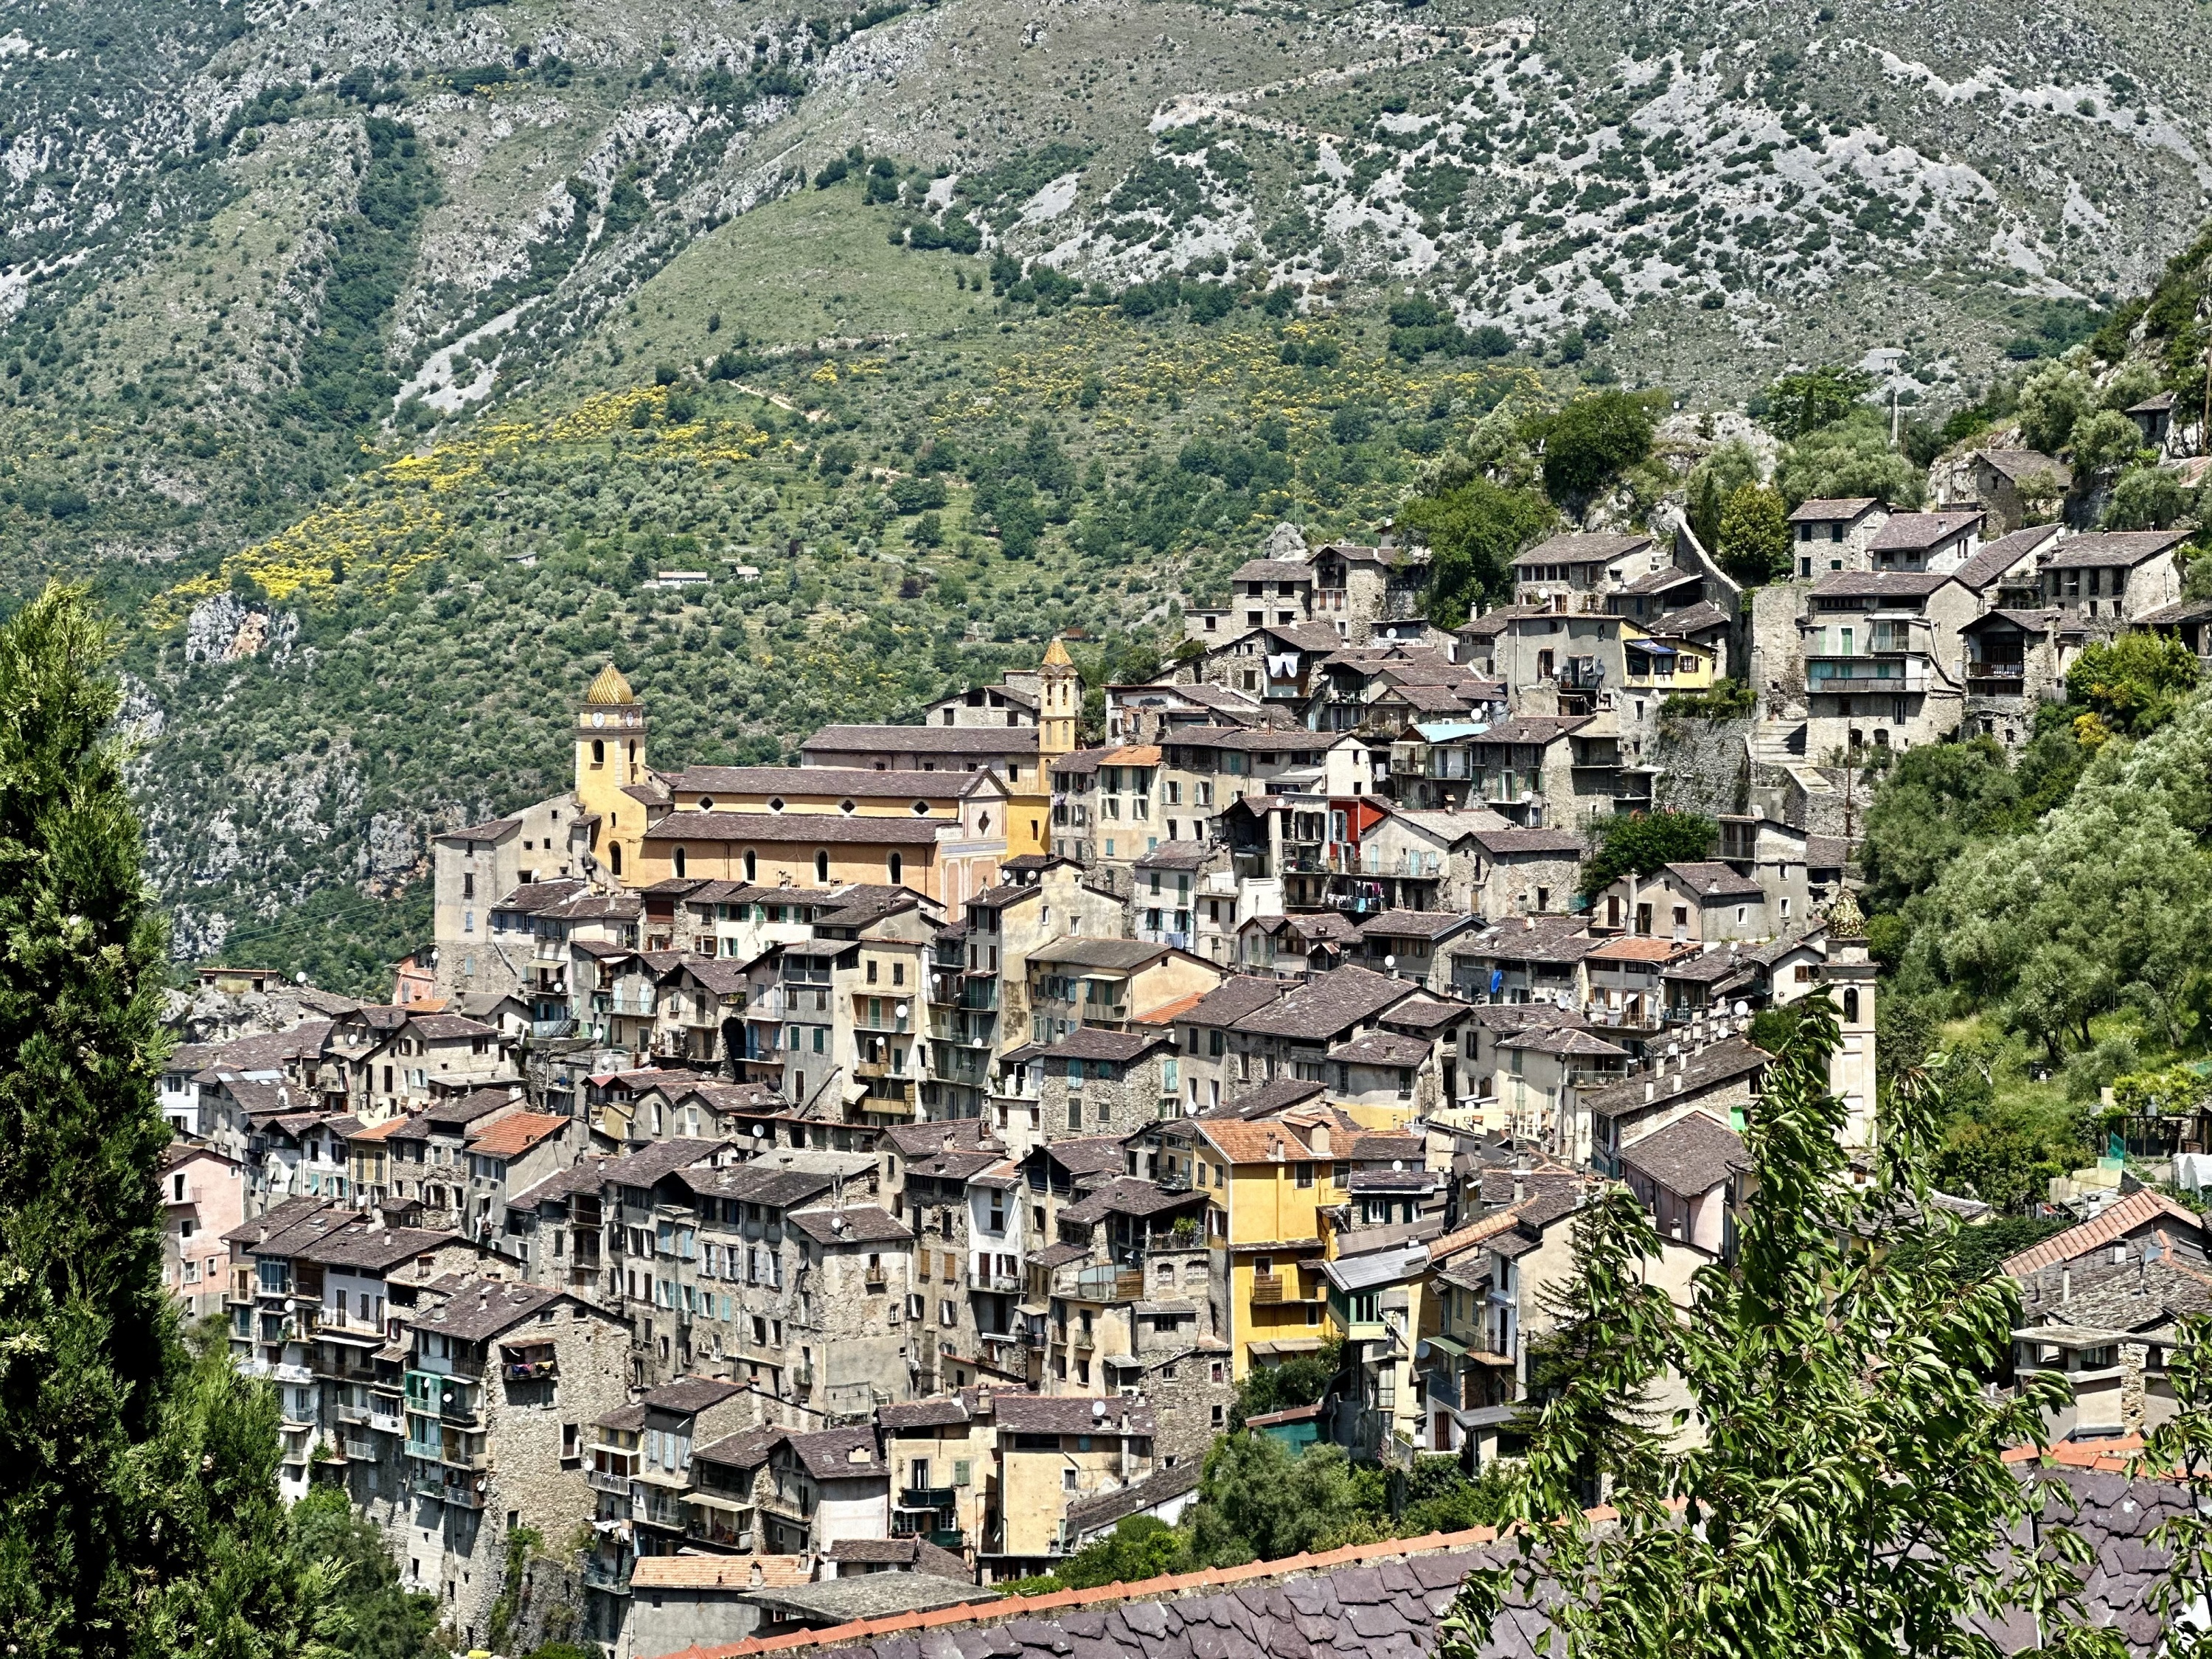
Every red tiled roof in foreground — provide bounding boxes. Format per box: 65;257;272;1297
647;1523;1557;1659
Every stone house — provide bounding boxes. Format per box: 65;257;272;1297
431;798;595;998
1798;569;1977;756
1616;1110;1750;1256
1579;1034;1770;1176
1034;1027;1180;1139
891;1133;1006;1396
2035;529;2188;625
880;1394;999;1560
1464;827;1583;921
787;1200;921;1418
1960;608;2084;749
1447;915;1601;1008
625;1377;762;1565
1593;860;1770;944
1349;911;1477;994
1784;497;1891;580
756;1425;891;1557
1037;1175;1215;1395
1865;509;1983;573
392;1279;630;1649
326;1009;515;1122
983;1394;1158;1576
1492;1025;1632;1161
1023;938;1222;1046
1967;451;2072;534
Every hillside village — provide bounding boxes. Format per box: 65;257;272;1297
151;414;2212;1657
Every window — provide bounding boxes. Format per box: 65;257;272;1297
815;851;830;883
1062;1467;1078;1492
888;852;903;884
674;846;687;878
1295;1161;1314;1188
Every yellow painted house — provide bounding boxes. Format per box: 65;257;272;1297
1162;1106;1366;1380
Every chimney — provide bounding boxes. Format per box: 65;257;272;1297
1669;1073;1683;1095
1644;1081;1655;1104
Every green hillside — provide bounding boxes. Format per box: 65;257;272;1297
7;0;2212;984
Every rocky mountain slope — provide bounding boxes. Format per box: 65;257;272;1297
4;0;2211;985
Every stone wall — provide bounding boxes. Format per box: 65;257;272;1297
1649;716;1752;819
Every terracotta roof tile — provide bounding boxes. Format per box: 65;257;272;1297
2001;1188;2206;1276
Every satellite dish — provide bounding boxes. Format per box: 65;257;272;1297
296;971;307;985
1731;1001;1747;1018
752;1124;765;1138
1091;1398;1107;1419
1384;955;1397;970
896;1003;909;1021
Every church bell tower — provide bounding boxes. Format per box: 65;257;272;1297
575;662;647;885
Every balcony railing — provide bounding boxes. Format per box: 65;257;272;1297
582;1559;633;1595
586;1467;634;1496
899;1486;956;1512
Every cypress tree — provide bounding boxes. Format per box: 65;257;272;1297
0;585;337;1658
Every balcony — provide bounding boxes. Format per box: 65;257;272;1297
582;1559;633;1596
342;1437;378;1462
899;1486;957;1512
1250;1271;1286;1305
333;1401;371;1425
503;1357;559;1382
587;1467;635;1496
976;1270;1021;1294
531;1016;578;1040
274;1362;315;1385
411;1472;489;1509
368;1408;404;1435
684;1507;752;1551
1805;655;1930;694
1966;664;2026;696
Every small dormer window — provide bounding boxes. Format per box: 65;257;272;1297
768;798;785;813
912;800;930;815
698;797;715;811
840;800;857;815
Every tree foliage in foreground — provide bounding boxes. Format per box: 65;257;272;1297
0;586;337;1659
1441;998;2125;1659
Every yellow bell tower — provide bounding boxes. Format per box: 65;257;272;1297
1039;636;1079;762
1006;637;1079;860
575;662;647;886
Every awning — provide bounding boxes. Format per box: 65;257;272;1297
1245;1338;1325;1358
1417;1335;1467;1360
1628;640;1677;657
684;1492;754;1514
1451;1404;1520;1430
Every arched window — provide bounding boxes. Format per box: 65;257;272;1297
591;738;605;766
743;849;757;883
888;852;903;885
610;843;623;876
675;846;688;879
1843;987;1860;1023
815;850;830;884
